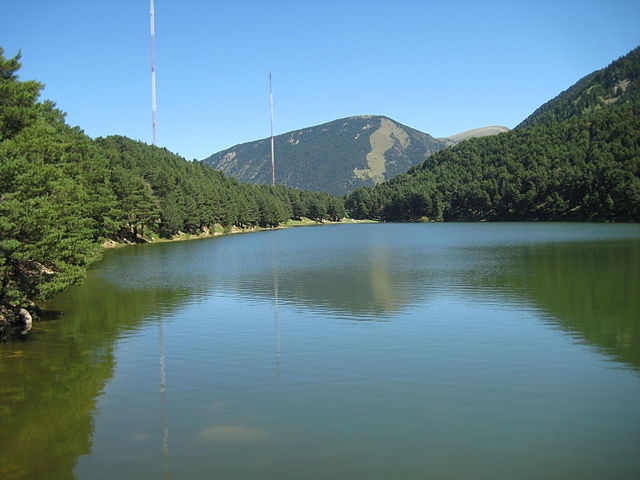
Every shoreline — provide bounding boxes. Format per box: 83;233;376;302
102;217;375;249
2;218;374;340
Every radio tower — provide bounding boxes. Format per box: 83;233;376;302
269;70;275;185
150;0;157;146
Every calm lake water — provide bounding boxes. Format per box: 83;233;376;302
1;223;640;479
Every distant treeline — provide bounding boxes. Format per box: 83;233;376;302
0;48;343;332
345;47;640;222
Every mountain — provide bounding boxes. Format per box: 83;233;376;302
443;126;510;143
517;46;640;128
345;46;640;222
202;116;450;196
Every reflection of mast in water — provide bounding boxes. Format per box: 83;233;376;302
274;271;281;379
158;318;171;478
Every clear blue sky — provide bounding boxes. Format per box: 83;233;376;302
2;0;639;160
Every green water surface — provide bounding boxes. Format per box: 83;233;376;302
1;223;639;479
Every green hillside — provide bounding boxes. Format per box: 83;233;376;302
0;48;344;338
202;116;450;195
345;47;640;222
518;46;640;128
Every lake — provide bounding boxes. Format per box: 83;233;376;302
1;222;640;479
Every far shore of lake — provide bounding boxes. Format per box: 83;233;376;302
102;217;377;249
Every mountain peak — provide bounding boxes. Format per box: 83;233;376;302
202;115;449;195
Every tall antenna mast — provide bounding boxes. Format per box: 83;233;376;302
150;0;157;146
269;70;275;185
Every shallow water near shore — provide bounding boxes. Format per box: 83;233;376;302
1;222;640;479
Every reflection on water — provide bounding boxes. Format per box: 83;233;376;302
1;223;639;479
0;272;188;479
274;270;281;379
197;424;270;444
158;317;170;479
494;238;640;367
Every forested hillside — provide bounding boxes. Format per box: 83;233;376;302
203;116;450;195
0;48;344;338
518;46;640;129
345;47;640;222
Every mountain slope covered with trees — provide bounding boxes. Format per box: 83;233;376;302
345;47;640;222
202;116;451;195
0;48;344;338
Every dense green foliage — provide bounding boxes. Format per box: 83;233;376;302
346;47;640;222
0;48;344;332
203;116;449;195
96;136;344;235
1;49;108;313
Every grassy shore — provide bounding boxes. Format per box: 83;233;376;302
103;217;375;249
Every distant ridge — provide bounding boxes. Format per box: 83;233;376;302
517;46;640;128
202;116;450;195
443;126;510;143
